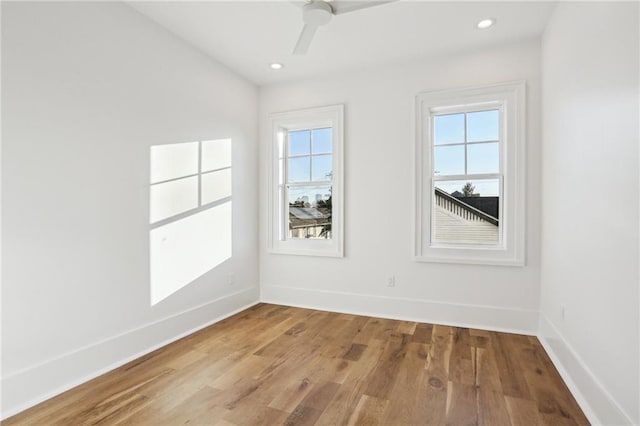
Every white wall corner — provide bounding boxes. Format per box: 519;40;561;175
0;287;260;421
538;314;636;426
261;284;538;335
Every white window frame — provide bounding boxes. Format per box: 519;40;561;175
268;104;344;257
415;81;526;266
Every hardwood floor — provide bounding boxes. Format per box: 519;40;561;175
3;304;589;425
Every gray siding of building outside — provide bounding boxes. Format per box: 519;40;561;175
433;205;499;244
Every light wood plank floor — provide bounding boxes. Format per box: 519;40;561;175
3;304;589;425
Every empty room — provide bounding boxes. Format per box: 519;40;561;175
1;0;638;425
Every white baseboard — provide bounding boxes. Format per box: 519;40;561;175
538;314;635;426
7;285;632;426
260;284;538;335
1;287;260;420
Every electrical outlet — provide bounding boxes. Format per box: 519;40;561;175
387;275;396;287
561;305;566;321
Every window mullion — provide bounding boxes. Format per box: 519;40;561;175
433;173;500;181
433;141;467;147
287;181;331;187
464;113;468;175
466;139;499;145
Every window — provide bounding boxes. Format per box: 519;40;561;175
268;105;344;257
149;139;232;305
415;82;525;265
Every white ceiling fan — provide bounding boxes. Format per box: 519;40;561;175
293;0;397;55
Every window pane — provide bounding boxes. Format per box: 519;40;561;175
434;145;464;175
312;155;332;181
289;130;310;156
434;113;464;145
288;157;310;182
288;185;332;240
312;128;332;154
432;178;500;245
201;169;232;205
150;176;198;223
150;142;198;184
201;139;231;172
467;142;499;174
467;110;499;142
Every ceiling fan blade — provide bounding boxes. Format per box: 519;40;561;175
330;0;397;15
293;24;318;55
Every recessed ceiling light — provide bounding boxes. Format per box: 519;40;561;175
477;18;496;29
270;63;284;70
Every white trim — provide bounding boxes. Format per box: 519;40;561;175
538;313;635;426
268;104;344;257
1;287;259;420
415;81;526;266
260;284;538;335
5;290;629;425
413;254;525;267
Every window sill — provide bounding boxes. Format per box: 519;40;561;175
414;254;524;267
268;247;344;258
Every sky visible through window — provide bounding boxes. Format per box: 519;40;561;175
285;128;333;240
434;110;500;196
287;128;333;183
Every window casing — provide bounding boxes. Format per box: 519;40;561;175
269;105;344;257
415;82;525;266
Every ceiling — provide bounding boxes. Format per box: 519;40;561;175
129;1;556;86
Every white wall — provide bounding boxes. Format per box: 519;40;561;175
540;2;639;425
259;40;542;334
4;2;636;422
1;2;258;417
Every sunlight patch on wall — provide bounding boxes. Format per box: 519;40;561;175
150;202;232;305
149;139;232;305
